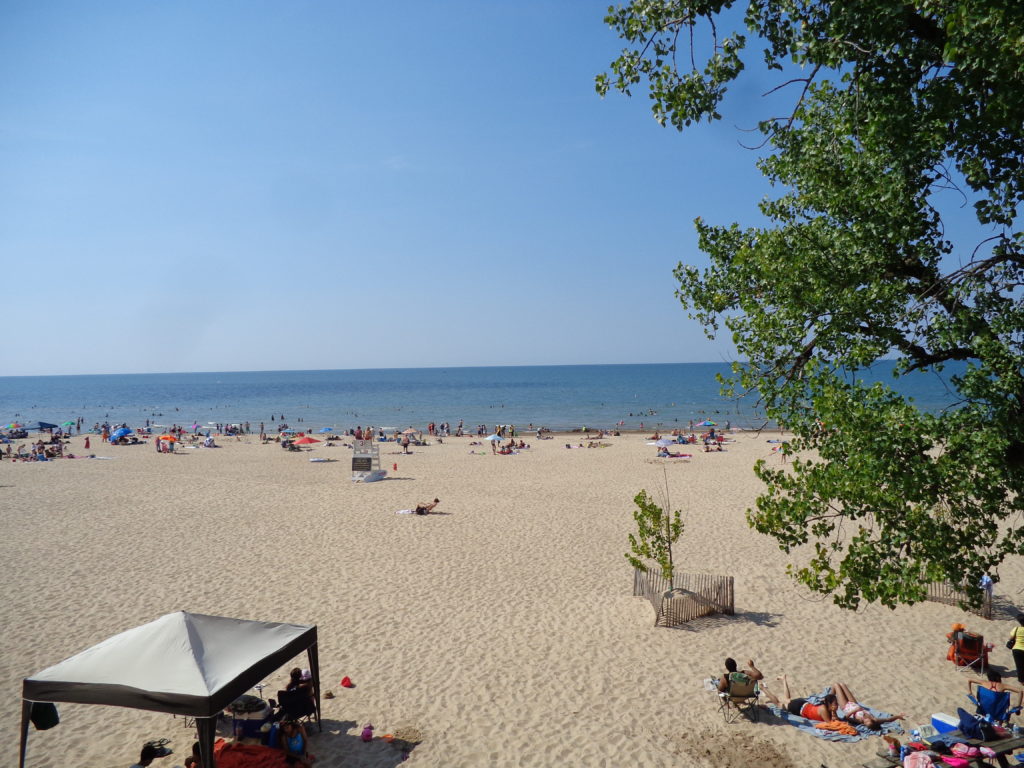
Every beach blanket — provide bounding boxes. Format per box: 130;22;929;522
766;687;903;742
396;509;415;515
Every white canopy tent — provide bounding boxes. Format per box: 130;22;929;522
20;611;320;768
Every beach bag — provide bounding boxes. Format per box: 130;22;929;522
956;707;998;741
903;752;935;768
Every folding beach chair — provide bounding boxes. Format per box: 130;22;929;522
275;689;316;726
969;685;1021;725
717;672;760;723
952;632;988;674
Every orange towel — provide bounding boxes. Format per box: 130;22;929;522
814;720;859;736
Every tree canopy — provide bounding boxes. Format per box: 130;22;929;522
598;1;1024;609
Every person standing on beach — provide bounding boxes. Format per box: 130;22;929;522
1010;614;1024;683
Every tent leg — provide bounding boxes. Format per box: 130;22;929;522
307;643;321;732
19;699;31;768
197;715;217;768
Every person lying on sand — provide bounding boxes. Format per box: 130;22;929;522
415;498;440;515
761;677;904;728
760;675;837;722
831;681;906;728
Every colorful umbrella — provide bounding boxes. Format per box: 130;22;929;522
6;422;23;429
157;434;177;442
698;420;717;427
60;420;76;427
293;436;320;445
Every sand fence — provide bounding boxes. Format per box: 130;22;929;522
633;568;735;627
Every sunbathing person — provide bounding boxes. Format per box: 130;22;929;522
414;498;440;515
831;681;906;729
759;675;837;722
717;658;763;693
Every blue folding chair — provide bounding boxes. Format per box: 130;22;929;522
969;685;1022;725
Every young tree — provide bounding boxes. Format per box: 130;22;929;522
599;2;1024;609
627;489;684;581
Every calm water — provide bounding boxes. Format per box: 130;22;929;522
0;362;964;432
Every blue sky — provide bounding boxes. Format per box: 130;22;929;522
0;2;899;375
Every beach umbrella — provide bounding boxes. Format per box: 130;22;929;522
485;434;503;442
111;428;133;439
158;434;177;442
32;422;59;430
655;438;676;447
293;436;320;445
281;428;296;434
6;422;23;429
317;427;333;433
698;420;717;427
60;420;76;427
402;428;419;435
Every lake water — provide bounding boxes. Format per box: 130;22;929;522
0;361;964;432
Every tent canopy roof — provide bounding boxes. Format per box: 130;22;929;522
22;611;316;717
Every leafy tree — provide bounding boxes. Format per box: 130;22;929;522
627;489;684;581
599;1;1024;609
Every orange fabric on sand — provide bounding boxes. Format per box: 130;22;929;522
213;739;290;768
814;720;859;736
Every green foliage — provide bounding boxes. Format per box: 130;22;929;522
627;489;684;581
600;1;1024;609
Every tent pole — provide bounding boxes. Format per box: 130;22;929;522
307;643;321;732
197;715;217;768
18;699;31;768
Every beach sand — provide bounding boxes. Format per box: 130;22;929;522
2;431;1021;767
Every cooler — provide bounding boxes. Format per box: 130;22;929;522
232;701;272;739
931;713;959;734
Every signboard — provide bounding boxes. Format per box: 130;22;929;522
352;457;373;472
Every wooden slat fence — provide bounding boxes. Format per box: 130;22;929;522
633;568;735;627
925;581;993;620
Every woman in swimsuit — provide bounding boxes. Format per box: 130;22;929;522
760;675;837;721
832;681;906;729
279;720;314;766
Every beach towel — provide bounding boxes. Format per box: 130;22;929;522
396;509;415;515
815;720;858;736
766;687;903;742
213;739;289;768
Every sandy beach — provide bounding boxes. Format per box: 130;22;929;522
3;430;1021;768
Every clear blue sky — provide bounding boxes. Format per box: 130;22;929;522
3;1;794;375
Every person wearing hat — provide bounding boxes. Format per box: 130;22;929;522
130;743;157;768
286;667;316;711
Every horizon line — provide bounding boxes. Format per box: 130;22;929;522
1;360;746;379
